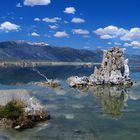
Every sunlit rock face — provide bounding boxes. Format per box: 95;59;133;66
67;47;133;87
89;47;132;85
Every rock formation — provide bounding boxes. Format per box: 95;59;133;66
67;47;133;87
0;90;50;130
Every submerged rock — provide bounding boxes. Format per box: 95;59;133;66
67;47;133;87
32;67;60;88
40;79;60;88
34;79;60;88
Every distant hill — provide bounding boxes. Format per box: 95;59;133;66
125;54;140;64
0;41;103;62
0;41;139;64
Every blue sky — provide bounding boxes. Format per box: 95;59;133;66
0;0;140;54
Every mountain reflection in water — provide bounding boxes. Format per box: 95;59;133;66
0;65;96;85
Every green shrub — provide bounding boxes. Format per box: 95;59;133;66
0;100;24;119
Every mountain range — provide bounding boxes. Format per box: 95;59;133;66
0;41;139;64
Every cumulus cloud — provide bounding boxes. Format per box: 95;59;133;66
95;25;140;46
124;41;140;48
54;31;69;38
124;42;131;47
121;28;140;41
42;17;61;23
64;7;76;14
48;25;58;29
95;25;127;39
72;29;90;35
0;21;20;32
34;18;41;21
31;32;40;37
114;42;121;46
100;35;113;39
24;0;51;6
71;18;85;23
16;3;22;7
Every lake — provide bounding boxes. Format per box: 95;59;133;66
0;65;140;140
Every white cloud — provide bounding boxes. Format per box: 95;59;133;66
48;25;58;29
71;18;85;23
124;41;140;48
64;21;69;24
95;25;127;39
42;17;61;23
16;3;22;7
95;25;140;46
114;42;121;46
24;0;51;6
0;21;20;32
72;29;90;35
123;47;127;51
121;28;140;41
31;32;40;37
107;42;112;45
54;31;69;38
64;7;76;14
34;18;41;21
100;35;113;39
124;42;131;47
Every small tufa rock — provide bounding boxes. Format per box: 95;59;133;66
67;76;89;88
0;98;50;130
40;80;60;88
33;80;60;88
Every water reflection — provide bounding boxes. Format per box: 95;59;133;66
90;86;129;117
0;65;95;85
0;65;139;140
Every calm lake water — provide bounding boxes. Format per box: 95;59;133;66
0;65;140;140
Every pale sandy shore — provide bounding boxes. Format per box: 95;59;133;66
0;60;101;67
